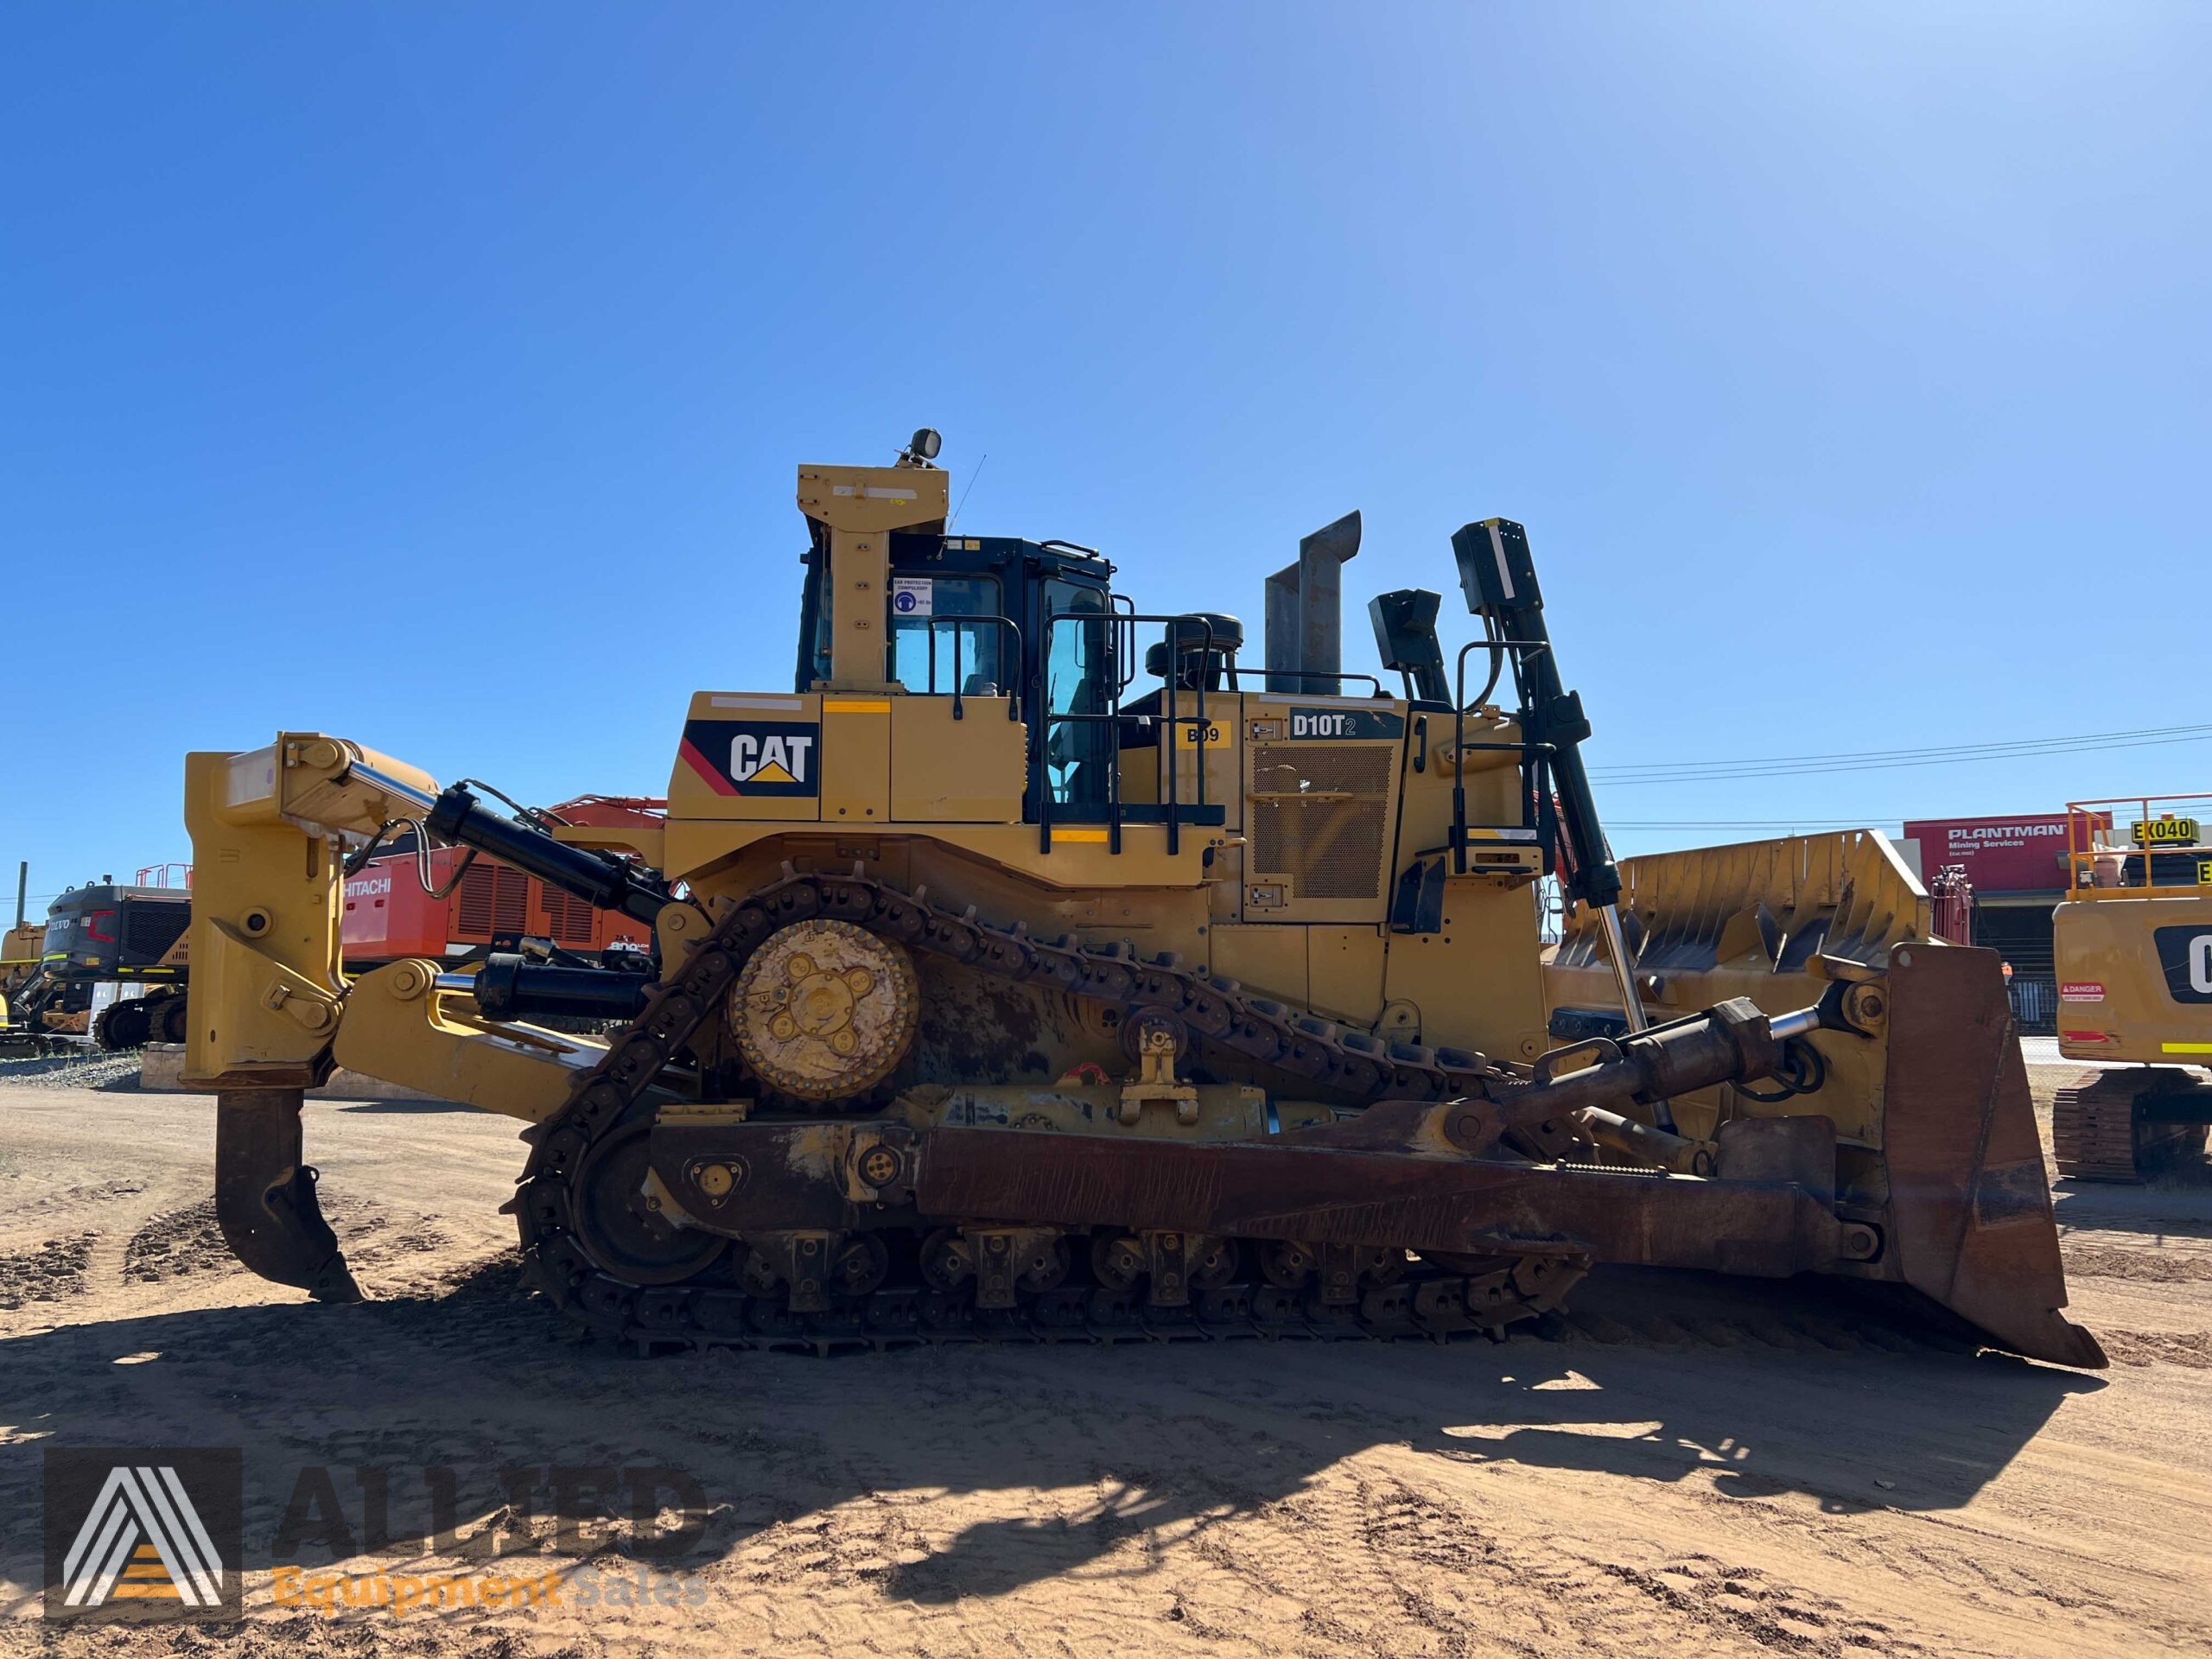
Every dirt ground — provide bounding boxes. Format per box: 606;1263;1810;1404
1;1058;2208;1657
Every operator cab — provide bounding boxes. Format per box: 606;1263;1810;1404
792;509;1128;819
788;429;1239;842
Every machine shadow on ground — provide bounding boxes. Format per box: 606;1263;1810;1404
2054;1167;2212;1247
0;1256;2101;1612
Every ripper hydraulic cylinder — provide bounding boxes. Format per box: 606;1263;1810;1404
423;785;672;926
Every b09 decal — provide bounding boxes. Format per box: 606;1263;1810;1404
680;718;820;798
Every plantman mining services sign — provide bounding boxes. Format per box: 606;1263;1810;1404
1901;813;2090;893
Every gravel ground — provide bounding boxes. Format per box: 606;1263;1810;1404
0;1052;142;1091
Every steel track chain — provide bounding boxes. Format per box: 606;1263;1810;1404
509;868;1582;1351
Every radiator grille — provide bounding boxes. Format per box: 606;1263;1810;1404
121;900;191;962
542;884;598;944
457;863;531;938
1249;744;1393;899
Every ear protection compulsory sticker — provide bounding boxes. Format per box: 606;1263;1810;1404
679;719;820;797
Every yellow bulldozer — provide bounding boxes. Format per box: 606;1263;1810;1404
2050;796;2212;1182
0;919;41;1024
180;432;2100;1367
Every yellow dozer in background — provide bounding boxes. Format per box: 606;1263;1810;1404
180;433;2101;1367
0;919;41;1028
2050;796;2212;1182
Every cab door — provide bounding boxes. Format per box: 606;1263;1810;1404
1035;576;1115;819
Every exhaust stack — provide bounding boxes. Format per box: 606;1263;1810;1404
1265;510;1360;693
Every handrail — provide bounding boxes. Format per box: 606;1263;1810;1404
918;613;1024;721
2064;792;2211;899
1039;610;1224;857
1111;593;1137;690
1450;637;1552;875
1253;668;1389;696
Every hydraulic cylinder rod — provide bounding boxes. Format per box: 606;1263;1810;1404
423;785;673;926
1502;996;1783;1135
345;759;437;817
456;956;655;1023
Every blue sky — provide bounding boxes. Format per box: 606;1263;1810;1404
4;5;2207;911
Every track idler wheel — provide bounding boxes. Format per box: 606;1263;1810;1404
571;1123;728;1287
213;1088;363;1303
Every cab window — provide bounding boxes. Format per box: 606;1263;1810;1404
889;575;1006;693
1042;579;1113;807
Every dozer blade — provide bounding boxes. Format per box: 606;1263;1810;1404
1882;944;2104;1368
1545;830;2101;1370
213;1089;363;1304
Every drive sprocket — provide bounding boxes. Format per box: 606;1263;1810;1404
730;918;920;1102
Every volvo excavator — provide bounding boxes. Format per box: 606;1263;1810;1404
181;433;2101;1367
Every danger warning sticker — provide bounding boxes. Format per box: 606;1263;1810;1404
2059;982;2107;1002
